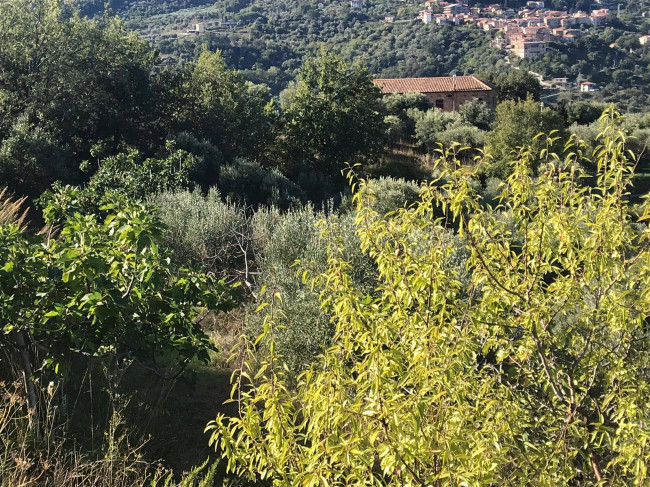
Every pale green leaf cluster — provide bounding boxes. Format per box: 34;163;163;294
208;107;650;486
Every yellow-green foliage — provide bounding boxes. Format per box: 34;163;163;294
207;107;650;486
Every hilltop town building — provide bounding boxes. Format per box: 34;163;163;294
373;76;496;111
444;3;469;15
513;40;547;58
420;9;433;23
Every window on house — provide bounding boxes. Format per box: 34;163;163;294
435;99;444;109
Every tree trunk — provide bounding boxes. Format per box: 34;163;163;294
14;330;40;440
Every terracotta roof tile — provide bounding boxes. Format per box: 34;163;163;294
373;76;492;94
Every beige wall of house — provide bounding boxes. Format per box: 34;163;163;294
423;89;496;111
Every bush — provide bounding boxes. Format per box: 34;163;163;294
458;99;493;130
169;132;224;189
436;125;487;150
383;93;430;139
340;177;421;217
248;205;331;377
383;92;430;115
86;148;197;202
150;189;251;282
482;176;505;208
407;108;463;150
249;205;376;378
384;114;407;143
219;158;304;209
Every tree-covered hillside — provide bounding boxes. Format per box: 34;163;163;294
95;0;506;93
73;0;650;110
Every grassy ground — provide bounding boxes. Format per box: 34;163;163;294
118;364;237;477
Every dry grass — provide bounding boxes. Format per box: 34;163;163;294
0;187;29;231
199;305;247;369
0;381;155;487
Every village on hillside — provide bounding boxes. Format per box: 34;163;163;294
417;0;614;59
406;0;649;92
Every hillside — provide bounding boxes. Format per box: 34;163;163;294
74;0;650;110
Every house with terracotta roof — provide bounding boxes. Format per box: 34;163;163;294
580;81;598;92
372;76;495;111
590;11;608;25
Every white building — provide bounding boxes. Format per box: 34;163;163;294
580;81;598;92
513;40;547;59
420;9;433;23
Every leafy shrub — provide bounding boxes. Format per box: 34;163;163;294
482;176;505;208
340;176;421;217
86;148;197;201
458;98;493;130
561;100;605;125
383;114;407;143
249;205;377;378
407;108;464;150
383;92;430;115
169;132;224;188
150;189;251;281
1;190;235;437
219;158;304;209
436;124;487;150
249;205;330;377
0;115;69;199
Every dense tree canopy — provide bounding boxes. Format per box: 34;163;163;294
487;96;566;177
0;0;155;197
480;70;542;102
174;49;276;164
277;51;387;194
